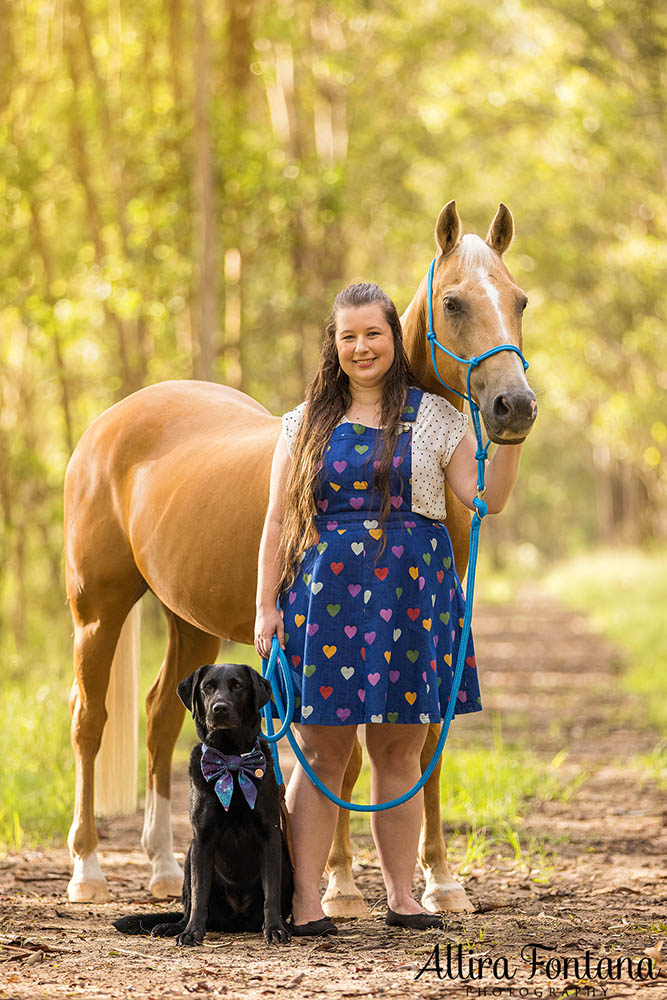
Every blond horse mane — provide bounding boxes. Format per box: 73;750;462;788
456;234;498;273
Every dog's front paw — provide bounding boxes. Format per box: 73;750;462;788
264;919;291;944
176;928;204;947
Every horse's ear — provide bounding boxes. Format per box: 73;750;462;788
435;200;461;256
486;203;514;256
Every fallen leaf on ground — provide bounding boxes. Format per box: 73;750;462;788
644;940;663;972
23;951;44;966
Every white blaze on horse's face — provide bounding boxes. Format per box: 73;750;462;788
431;201;537;444
475;263;509;341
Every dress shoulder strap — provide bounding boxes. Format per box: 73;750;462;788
400;387;424;424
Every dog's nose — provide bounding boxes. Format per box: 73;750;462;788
211;700;230;718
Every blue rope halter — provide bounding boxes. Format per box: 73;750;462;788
425;255;529;499
260;255;530;811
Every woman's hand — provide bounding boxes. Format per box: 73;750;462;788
445;428;523;514
254;604;285;660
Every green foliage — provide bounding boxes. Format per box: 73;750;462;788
544;547;667;731
0;681;74;848
1;0;665;621
0;616;75;847
630;745;667;792
0;0;664;847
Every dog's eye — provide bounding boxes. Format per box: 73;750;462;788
228;679;241;690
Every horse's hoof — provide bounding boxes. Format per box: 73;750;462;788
321;893;370;919
421;883;474;913
150;873;183;899
67;877;111;903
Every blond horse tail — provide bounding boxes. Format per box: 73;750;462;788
94;602;141;817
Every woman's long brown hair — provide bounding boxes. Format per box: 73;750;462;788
278;283;426;593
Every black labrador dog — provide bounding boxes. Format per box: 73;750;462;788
113;663;292;945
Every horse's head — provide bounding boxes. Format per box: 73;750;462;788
424;201;537;444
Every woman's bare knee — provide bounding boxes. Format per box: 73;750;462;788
293;724;357;782
365;723;428;771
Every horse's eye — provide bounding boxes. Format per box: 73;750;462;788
443;297;459;314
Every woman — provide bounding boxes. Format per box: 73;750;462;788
254;282;523;936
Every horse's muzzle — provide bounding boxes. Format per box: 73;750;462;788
483;388;537;444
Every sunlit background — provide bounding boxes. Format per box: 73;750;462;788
0;0;665;847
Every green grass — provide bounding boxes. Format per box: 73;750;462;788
543;546;667;732
0;593;76;848
629;744;667;791
0;680;74;848
347;717;583;874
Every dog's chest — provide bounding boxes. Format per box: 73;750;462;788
212;814;267;882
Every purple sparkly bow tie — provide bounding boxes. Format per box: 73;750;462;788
200;741;267;811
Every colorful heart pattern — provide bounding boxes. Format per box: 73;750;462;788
270;387;480;727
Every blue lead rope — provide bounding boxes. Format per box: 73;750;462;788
260;255;529;811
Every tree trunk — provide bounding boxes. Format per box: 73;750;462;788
0;380;12;593
592;444;615;544
271;41;313;391
64;16;140;397
0;0;15;114
310;9;348;339
28;202;75;456
192;0;219;381
167;0;184;104
223;248;243;389
221;0;254;391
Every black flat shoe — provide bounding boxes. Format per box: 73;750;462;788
290;916;338;937
386;907;443;930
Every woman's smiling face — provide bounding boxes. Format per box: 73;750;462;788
335;304;396;389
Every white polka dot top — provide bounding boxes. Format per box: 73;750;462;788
281;391;468;520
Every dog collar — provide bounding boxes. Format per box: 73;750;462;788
200;740;267;812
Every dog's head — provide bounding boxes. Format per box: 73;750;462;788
177;663;272;744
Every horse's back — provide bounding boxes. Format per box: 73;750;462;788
67;380;279;484
70;380;273;459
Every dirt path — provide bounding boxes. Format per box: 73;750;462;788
1;587;666;1000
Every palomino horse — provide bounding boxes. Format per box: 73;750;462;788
65;201;536;907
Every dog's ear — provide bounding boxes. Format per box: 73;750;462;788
177;664;211;717
245;666;273;712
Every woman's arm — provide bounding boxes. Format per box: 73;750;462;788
254;432;292;658
444;428;522;515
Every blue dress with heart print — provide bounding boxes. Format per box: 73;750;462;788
276;387;481;726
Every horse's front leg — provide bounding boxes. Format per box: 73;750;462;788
141;611;220;898
419;723;473;912
322;736;370;918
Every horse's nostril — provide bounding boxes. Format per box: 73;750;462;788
493;395;511;421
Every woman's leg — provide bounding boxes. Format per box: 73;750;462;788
365;723;430;914
286;723;359;924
